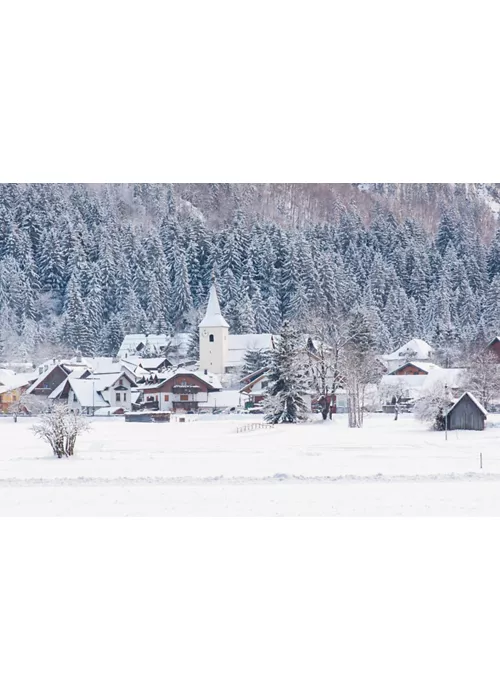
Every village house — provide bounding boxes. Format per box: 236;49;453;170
239;367;270;407
380;338;434;373
118;333;190;365
0;370;34;413
379;364;464;409
25;360;89;397
486;337;500;361
136;369;222;413
49;370;138;415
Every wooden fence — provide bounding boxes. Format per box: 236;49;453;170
236;422;275;433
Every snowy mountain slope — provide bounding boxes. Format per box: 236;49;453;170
2;182;500;363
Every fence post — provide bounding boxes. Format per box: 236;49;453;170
480;453;483;469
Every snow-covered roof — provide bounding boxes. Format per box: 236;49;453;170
0;369;34;392
118;332;191;360
66;379;108;408
390;361;440;375
137;369;222;391
199;284;229;329
198;390;243;408
0;378;32;395
118;333;170;358
383;338;434;362
80;356;138;377
139;357;170;371
226;334;275;368
240;366;270;385
93;407;124;416
380;367;465;400
49;371;135;406
445;392;487;418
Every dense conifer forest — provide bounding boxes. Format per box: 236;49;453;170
1;183;500;363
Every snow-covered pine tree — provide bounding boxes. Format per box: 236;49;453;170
238;292;257;333
240;347;273;379
98;314;124;356
263;322;310;424
59;273;92;354
170;245;193;329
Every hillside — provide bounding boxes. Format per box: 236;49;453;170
1;182;500;364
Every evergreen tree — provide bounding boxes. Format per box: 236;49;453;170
60;274;92;354
170;246;193;329
264;322;310;424
98;314;124;356
241;348;272;378
239;292;257;333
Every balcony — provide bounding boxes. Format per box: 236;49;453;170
172;385;202;394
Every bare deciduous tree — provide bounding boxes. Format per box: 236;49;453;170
340;349;383;427
460;350;500;410
8;394;50;417
32;405;90;458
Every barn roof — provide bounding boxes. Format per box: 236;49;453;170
383;338;434;361
389;361;440;375
445;392;487;417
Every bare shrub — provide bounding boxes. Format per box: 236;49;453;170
32;405;90;458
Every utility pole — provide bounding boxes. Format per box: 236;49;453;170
445;384;448;441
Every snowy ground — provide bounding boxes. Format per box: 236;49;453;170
1;413;500;515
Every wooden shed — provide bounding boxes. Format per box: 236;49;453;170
445;392;487;431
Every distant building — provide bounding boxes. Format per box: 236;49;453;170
199;284;230;376
49;371;137;415
239;367;270;406
26;361;88;397
445;392;487;431
389;361;440;377
0;370;33;413
486;337;500;361
379;366;464;408
198;283;275;376
137;369;222;413
381;339;434;373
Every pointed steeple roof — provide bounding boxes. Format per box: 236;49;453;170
199;283;229;328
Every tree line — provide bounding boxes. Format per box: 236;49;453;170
1;183;500;365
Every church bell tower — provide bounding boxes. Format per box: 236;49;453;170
199;282;229;376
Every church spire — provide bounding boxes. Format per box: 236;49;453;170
199;282;229;329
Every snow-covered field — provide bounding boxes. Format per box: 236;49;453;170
1;413;500;515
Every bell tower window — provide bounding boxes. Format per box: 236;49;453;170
209;334;214;342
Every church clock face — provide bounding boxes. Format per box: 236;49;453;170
202;330;208;337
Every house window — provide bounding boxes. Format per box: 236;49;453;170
180;394;189;401
73;394;78;402
164;395;169;401
116;393;121;402
261;381;269;389
147;395;155;402
209;334;214;342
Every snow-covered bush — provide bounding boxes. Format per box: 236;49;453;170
414;382;453;430
32;404;90;458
